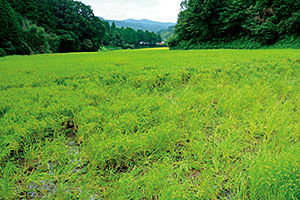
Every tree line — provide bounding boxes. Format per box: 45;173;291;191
101;21;162;50
0;0;162;57
169;0;300;49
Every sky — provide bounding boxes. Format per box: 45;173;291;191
80;0;182;23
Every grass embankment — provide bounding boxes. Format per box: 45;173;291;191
0;49;300;199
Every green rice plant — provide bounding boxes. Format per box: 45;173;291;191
1;49;300;199
240;144;300;199
0;162;20;199
106;160;191;199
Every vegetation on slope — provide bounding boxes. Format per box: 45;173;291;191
0;0;106;56
158;26;175;42
169;0;300;49
1;49;300;199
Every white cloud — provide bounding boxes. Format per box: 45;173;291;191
79;0;182;22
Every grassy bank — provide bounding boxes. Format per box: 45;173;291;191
1;49;300;199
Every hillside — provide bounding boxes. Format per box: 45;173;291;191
0;0;105;56
99;17;175;33
170;0;300;49
157;26;175;41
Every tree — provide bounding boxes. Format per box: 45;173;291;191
110;30;124;48
137;29;145;43
82;39;93;51
121;27;139;46
111;22;116;31
157;34;162;43
22;20;50;53
57;30;80;52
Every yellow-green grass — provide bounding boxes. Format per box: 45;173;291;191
0;49;300;199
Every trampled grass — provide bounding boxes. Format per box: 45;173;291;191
0;48;300;199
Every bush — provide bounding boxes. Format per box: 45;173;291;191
22;21;50;54
82;39;93;52
124;44;135;49
58;31;80;53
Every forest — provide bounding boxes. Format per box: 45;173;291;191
101;21;162;50
0;0;162;57
169;0;300;49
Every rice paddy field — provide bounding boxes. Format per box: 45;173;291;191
1;48;300;199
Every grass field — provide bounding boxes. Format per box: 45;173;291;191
1;48;300;199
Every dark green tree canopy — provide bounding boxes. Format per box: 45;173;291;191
0;0;25;54
169;0;300;49
1;0;106;56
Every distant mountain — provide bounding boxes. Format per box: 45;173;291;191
99;17;176;33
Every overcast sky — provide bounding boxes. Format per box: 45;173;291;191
80;0;182;23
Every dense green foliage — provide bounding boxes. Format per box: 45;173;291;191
169;0;300;49
0;0;30;56
158;26;175;41
1;49;300;199
101;21;162;49
0;0;105;56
